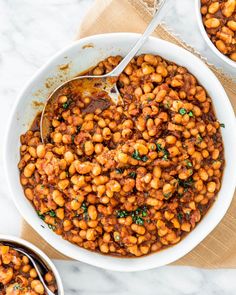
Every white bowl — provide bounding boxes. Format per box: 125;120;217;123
4;33;236;271
0;235;64;294
195;0;236;68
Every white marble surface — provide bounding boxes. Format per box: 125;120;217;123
0;0;236;294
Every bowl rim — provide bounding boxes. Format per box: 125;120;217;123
4;32;236;271
0;234;64;294
194;0;236;68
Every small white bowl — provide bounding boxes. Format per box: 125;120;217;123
195;0;236;68
4;33;236;271
0;235;64;294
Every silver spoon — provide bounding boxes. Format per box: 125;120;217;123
3;242;55;295
40;0;170;143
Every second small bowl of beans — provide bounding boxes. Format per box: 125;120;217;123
196;0;236;67
0;235;64;294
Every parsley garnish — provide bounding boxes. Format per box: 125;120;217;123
188;111;194;117
132;150;141;161
178;177;193;188
81;202;88;213
129;171;137;179
163;192;171;199
185;159;192;167
177;212;183;221
37;211;45;221
48;210;56;217
116;210;129;218
142;211;148;217
48;224;56;231
179;108;187;115
197;135;203;143
156;143;169;160
141;155;148;162
133;216;144;225
62;101;70;109
13;284;24;291
115;168;124;174
116;206;148;225
220;123;225;128
156;143;163;152
163;154;168;161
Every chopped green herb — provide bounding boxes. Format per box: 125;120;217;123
116;210;129;218
185;159;192;167
77;125;81;132
129;171;137;179
179;108;187;115
48;224;56;231
134;208;142;215
197;135;203;143
117;206;148;223
147;97;153;101
62;101;70;109
141;155;148;162
178;177;193;188
41;185;45;189
48;210;56;217
134;216;144;225
81;202;88;213
71;135;75;143
220;123;225;128
156;143;163;152
37;211;45;221
188;111;194;117
115;168;124;174
177;212;183;221
163;154;168;161
132;150;141;161
163;192;171;199
142;211;148;217
156;143;169;160
145;115;151;120
13;284;24;291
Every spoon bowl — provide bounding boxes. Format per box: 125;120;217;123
40;0;170;142
40;75;120;143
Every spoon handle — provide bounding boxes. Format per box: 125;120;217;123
109;0;171;77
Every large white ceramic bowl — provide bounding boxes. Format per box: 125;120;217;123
4;33;236;271
195;0;236;68
0;235;64;294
